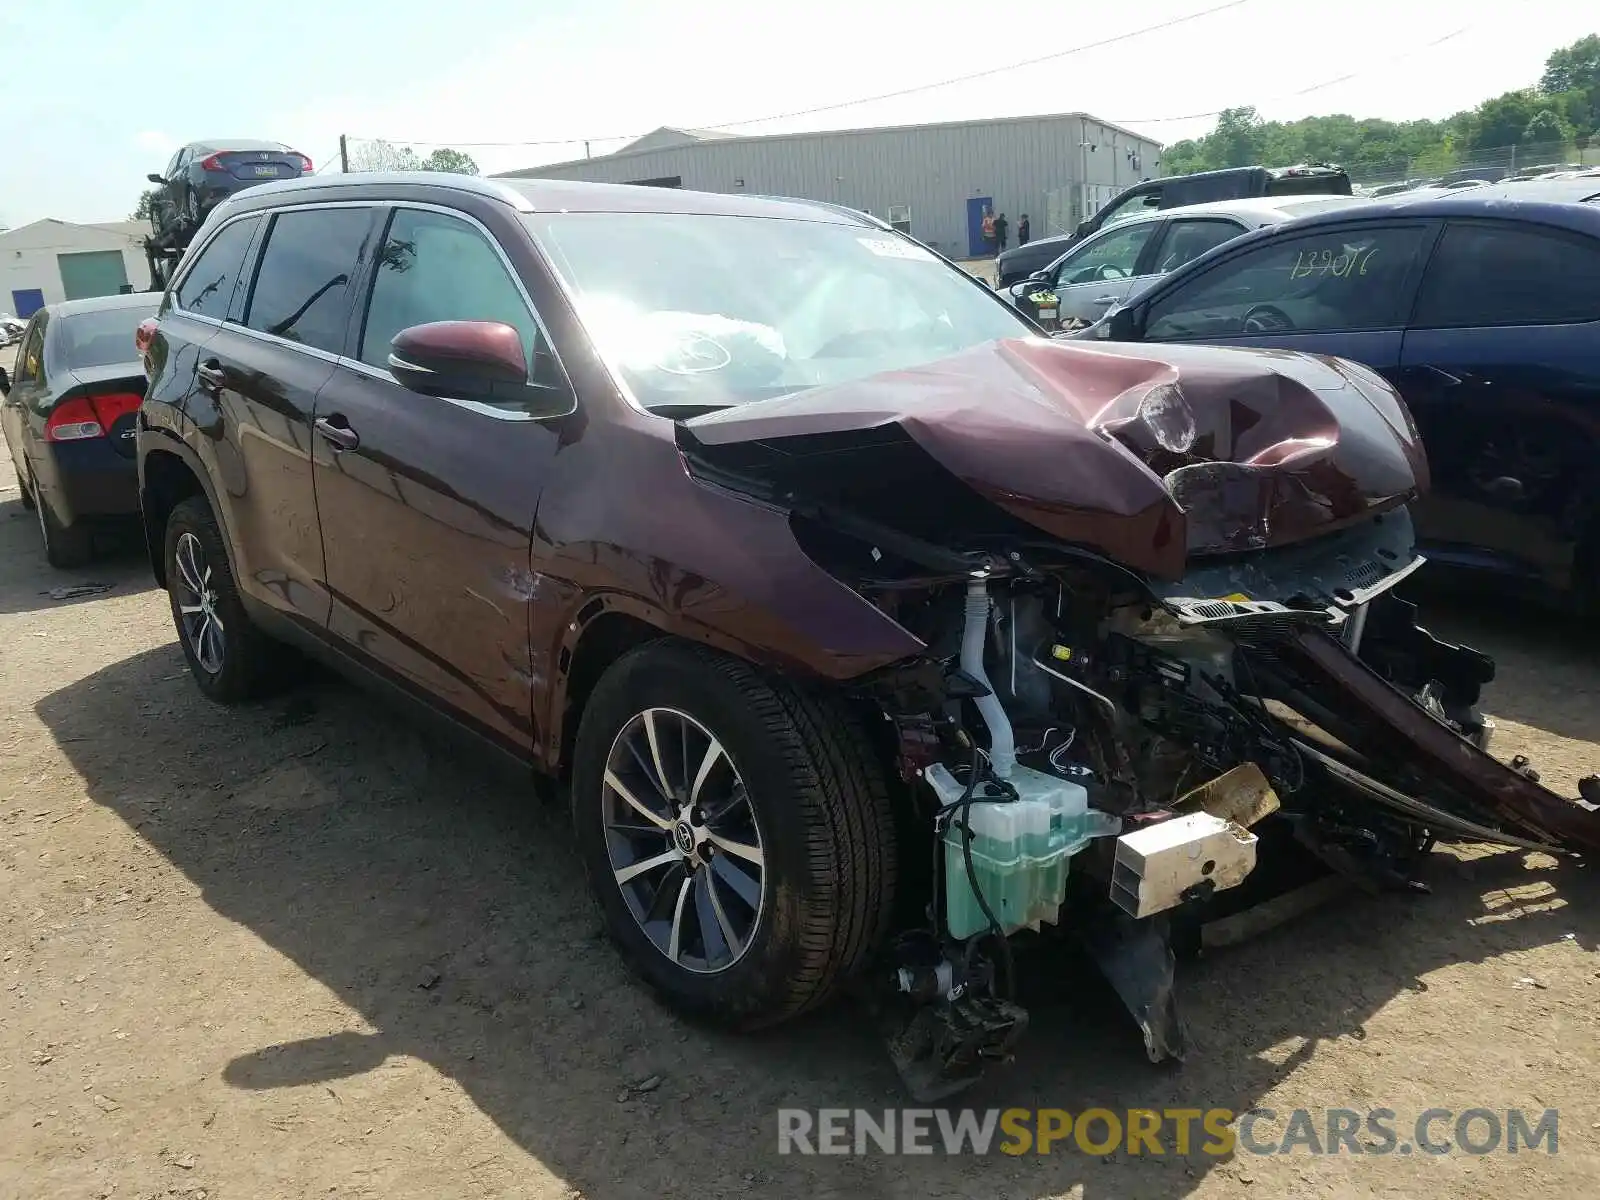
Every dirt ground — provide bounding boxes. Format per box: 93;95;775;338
4;446;1600;1200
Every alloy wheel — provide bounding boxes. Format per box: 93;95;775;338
173;531;225;674
601;707;765;974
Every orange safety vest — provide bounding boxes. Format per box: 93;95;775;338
981;213;996;238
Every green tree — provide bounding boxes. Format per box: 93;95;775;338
347;140;479;174
348;139;424;171
1540;33;1600;95
421;148;479;175
1153;34;1600;184
1523;108;1574;151
1211;107;1263;168
1467;91;1543;153
131;188;161;221
1159;137;1208;174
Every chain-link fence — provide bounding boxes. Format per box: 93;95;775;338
1345;140;1600;190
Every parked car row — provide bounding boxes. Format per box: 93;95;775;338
999;194;1369;330
994;162;1353;286
6;169;1600;1101
1071;178;1600;606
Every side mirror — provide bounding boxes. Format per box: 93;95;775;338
146;173;166;185
1106;304;1143;341
0;366;10;396
388;320;571;418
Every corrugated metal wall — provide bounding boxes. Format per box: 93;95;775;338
501;115;1163;261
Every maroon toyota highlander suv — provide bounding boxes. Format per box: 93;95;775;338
136;172;1600;1099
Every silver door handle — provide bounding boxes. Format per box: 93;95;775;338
314;416;359;452
1092;295;1119;305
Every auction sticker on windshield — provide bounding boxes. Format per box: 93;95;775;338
858;237;938;262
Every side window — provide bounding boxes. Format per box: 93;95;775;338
14;317;46;385
1055;222;1156;286
175;216;260;320
164;150;182;180
1412;222;1600;328
1143;224;1429;341
1151;219;1246;275
245;208;373;354
360;207;560;391
1097;189;1161;229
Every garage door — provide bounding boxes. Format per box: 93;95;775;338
57;250;130;300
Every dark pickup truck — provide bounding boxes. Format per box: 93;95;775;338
995;163;1352;286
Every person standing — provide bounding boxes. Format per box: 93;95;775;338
994;212;1010;253
1018;214;1031;245
981;206;997;255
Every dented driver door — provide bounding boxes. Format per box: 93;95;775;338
311;204;566;754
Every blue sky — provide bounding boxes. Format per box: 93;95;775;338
1;0;1592;227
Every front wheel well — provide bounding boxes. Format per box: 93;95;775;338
140;449;204;586
557;611;669;777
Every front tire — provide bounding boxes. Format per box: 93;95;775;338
571;641;898;1029
164;496;286;703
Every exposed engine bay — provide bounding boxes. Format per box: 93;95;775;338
850;517;1598;1099
671;338;1600;1100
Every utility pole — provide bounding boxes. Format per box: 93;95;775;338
584;140;592;159
339;135;350;174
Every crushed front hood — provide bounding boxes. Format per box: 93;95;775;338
682;338;1425;579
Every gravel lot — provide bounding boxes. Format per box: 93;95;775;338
3;446;1599;1200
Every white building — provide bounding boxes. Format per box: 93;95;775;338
498;112;1165;262
1;219;150;318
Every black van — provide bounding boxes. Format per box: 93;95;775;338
993;163;1353;286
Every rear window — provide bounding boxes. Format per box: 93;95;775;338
55;304;159;370
1266;172;1353;198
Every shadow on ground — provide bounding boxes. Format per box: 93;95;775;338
1404;581;1600;747
0;497;153;615
37;645;1600;1200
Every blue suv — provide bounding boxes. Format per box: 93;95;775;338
1081;179;1600;609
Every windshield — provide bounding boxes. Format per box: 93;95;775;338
524;212;1033;411
55;303;158;370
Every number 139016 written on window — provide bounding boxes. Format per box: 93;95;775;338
1289;247;1378;279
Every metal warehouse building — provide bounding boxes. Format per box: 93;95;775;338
2;219;148;317
497;112;1164;261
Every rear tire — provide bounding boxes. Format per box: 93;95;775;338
35;478;93;569
571;640;898;1029
164;496;289;703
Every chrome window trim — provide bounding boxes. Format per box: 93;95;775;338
336;355;550;423
167;197;576;423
